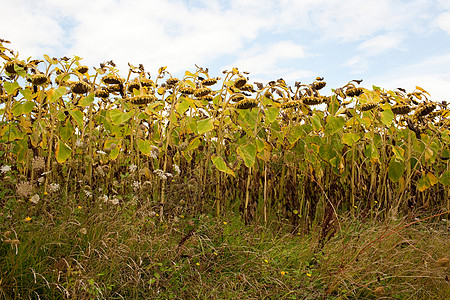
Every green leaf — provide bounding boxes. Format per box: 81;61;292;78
20;88;33;101
311;114;322;131
211;155;235;177
185;137;202;151
51;86;67;103
265;107;279;124
342;133;360;146
197;118;214;134
388;158;405;183
319;144;335;162
392;146;405;161
56;140;72;163
138;139;152;156
69;109;84;128
176;100;191;115
237;144;256;168
381;109;394;126
78;93;95;107
417;176;430;192
59;119;74;141
4;81;20;94
439;170;450;186
22;101;35;114
287;125;304;145
324;115;345;136
11;102;24;116
109;109;135;125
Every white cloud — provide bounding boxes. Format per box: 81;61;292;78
357;33;404;56
436;11;450;35
225;40;311;81
278;0;432;42
366;53;450;100
344;56;370;75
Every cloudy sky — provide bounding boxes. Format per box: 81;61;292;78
2;0;450;100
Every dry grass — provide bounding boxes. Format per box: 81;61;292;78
1;198;448;299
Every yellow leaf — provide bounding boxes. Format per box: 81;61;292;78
427;172;438;186
415;86;430;96
158;66;167;74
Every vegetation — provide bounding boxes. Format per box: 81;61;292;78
0;39;449;298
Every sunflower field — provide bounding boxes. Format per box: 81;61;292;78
1;39;449;228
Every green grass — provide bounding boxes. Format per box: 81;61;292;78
0;196;449;299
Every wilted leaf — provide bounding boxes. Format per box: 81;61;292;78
439;170;450;186
381;109;394;126
237;144;256;168
388;158;404;182
324;115;345;136
197;118;214;134
78;93;95;107
56;140;72;163
211;155;235;177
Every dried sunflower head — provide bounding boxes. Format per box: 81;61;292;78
95;87;109;99
235;98;258;109
4;60;26;74
179;86;195;95
391;104;412;115
75;65;89;74
239;83;256;93
230;93;245;102
201;78;218;86
31;74;49;86
414;102;436;118
102;74;124;85
194;87;211;98
166;77;179;86
199;95;214;102
127;80;141;93
312;81;326;91
140;78;154;87
234;76;247;89
302;96;323;106
346;87;364;97
71;81;91;94
130;94;157;105
360;102;378;112
281;100;302;109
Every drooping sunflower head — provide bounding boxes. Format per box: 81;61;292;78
71;81;91;94
194;87;211;98
75;65;89;74
127;80;141;93
230;93;245;102
312;81;326;91
179;85;195;95
360;102;378;112
302;96;323;106
391;104;412;115
346;87;364;97
281;100;302;109
130;94;158;105
239;83;256;93
95;87;110;99
4;60;26;74
235;98;258;109
30;74;49;86
234;76;247;89
201;78;218;86
102;74;124;85
166;77;180;87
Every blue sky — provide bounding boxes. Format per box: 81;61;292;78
2;0;450;100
